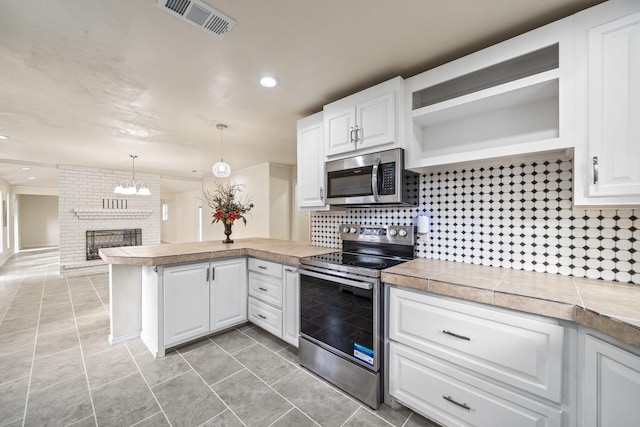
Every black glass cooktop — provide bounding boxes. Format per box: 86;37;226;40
306;251;408;271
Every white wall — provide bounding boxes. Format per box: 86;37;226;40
174;190;202;243
0;178;15;267
269;164;292;240
18;195;59;248
203;163;271;241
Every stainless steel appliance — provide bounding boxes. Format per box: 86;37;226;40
325;148;417;206
298;224;415;408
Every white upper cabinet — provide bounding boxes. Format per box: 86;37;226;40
296;112;328;210
324;76;403;158
573;0;640;206
404;18;574;171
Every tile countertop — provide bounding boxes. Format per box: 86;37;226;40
101;240;639;349
382;258;640;349
99;238;337;267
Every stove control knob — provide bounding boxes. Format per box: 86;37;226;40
342;227;350;233
350;227;357;234
398;229;408;237
389;228;398;236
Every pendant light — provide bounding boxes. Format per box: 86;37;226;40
113;155;151;196
212;123;231;177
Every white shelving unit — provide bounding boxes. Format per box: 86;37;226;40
405;18;573;171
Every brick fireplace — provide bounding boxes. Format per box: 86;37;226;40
58;165;160;277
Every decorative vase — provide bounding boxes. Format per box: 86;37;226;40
223;222;234;243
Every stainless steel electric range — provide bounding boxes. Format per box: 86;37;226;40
298;224;415;409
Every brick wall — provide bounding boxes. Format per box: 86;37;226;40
58;166;161;277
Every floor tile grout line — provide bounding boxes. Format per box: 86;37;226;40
174;345;247;427
129;411;164;427
86;275;111;315
230;326;378;425
66;275;100;427
20;271;46;427
212;333;335;426
125;344;174;427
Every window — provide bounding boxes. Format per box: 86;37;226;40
162;203;169;222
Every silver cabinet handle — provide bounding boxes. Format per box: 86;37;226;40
206;267;209;282
443;395;471;411
593;156;599;184
319;187;323;201
258;314;267;320
349;126;355;144
258;286;268;291
284;267;295;273
258;265;267;270
442;330;471;341
211;267;215;281
354;125;361;143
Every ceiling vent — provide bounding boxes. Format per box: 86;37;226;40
157;0;236;38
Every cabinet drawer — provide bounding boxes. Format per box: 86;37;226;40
248;271;283;308
248;258;282;278
389;342;562;427
389;287;564;402
248;297;282;338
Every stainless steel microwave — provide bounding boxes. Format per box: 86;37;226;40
325;148;417;206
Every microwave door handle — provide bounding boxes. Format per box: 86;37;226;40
371;157;381;202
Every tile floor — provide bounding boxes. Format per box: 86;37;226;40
0;248;440;427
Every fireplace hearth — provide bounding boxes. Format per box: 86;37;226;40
86;229;142;260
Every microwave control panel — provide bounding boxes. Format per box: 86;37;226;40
380;163;396;195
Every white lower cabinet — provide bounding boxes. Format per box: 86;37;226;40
282;266;299;347
247;258;300;347
163;263;210;347
390;342;562;427
209;258;248;331
388;287;565;427
157;258;247;353
581;331;640;427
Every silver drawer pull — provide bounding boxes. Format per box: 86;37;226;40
258;287;268;291
592;156;599;184
258;265;267;270
284;267;295;273
258;314;267;320
443;395;471;411
442;330;471;341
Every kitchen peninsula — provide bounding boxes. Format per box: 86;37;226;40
101;239;640;352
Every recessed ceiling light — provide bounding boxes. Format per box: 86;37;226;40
0;135;8;140
28;176;35;180
259;76;278;88
21;167;30;171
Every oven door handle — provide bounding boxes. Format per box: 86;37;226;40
371;156;381;202
298;268;374;291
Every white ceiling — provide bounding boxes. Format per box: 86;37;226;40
0;0;603;194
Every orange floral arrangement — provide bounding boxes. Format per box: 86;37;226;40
203;181;253;225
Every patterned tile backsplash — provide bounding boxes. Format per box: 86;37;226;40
312;158;639;285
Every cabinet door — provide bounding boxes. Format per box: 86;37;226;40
282;266;299;347
324;106;356;156
297;112;327;209
163;263;209;347
574;1;640;205
357;91;395;150
583;335;640;427
210;258;247;332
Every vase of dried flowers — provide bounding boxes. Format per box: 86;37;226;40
203;181;254;244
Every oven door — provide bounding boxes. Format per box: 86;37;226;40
298;267;380;371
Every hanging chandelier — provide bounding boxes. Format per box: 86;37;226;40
113;155;151;196
212;123;231;177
